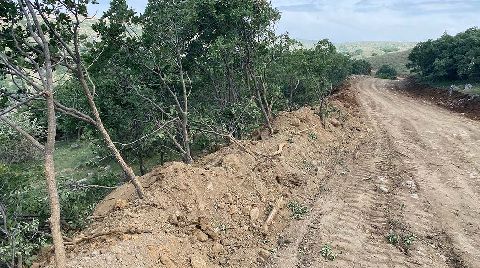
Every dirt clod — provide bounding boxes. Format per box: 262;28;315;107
194;230;209;242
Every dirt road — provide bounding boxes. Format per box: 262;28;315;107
268;77;480;268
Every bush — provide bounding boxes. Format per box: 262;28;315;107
0;159;121;265
351;59;372;75
376;65;398;80
0;111;44;163
0;164;48;266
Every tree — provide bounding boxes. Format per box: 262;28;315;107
141;0;198;163
376;65;398;80
408;28;480;81
0;1;66;265
75;0;173;173
351;59;372;75
0;0;145;199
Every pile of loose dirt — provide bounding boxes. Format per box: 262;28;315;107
39;83;364;268
393;78;480;121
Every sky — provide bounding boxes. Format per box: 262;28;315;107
89;0;480;43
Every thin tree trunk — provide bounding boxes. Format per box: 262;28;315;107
44;90;66;268
76;68;145;198
179;113;192;164
22;1;67;265
178;62;193;164
250;71;273;135
138;153;146;176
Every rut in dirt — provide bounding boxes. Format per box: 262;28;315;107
267;76;479;268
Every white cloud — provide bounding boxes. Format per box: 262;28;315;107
273;0;480;42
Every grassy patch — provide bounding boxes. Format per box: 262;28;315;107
386;232;417;253
335;41;416;59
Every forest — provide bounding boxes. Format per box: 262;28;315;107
0;0;371;266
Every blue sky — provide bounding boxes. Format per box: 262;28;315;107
89;0;480;43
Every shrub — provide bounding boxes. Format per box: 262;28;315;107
351;59;372;75
376;65;398;80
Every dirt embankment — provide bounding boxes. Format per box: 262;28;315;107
394;78;480;121
39;78;365;268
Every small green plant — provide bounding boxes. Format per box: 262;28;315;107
386;232;416;252
308;132;318;140
287;201;308;220
402;234;416;248
320;244;337;261
386;232;400;245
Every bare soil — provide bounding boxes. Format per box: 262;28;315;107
40;76;480;268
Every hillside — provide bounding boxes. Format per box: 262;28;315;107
367;49;412;75
335;41;416;59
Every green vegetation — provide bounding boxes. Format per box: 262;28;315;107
320;244;337;261
351;59;373;75
0;0;362;265
408;28;480;81
0;141;124;266
376;65;398;80
287;201;308;220
386;232;417;253
287;201;309;220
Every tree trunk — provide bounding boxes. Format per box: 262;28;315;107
44;91;66;268
76;68;145;198
178;63;193;164
138;153;146;176
180;114;192;164
160;150;165;166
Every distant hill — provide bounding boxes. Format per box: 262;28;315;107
335;41;416;59
367;49;412;75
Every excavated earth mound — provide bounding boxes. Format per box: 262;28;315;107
40;79;365;268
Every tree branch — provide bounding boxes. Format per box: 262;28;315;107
0;114;45;152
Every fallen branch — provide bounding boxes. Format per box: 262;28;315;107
263;197;285;233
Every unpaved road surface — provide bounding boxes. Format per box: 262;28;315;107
268;77;480;268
